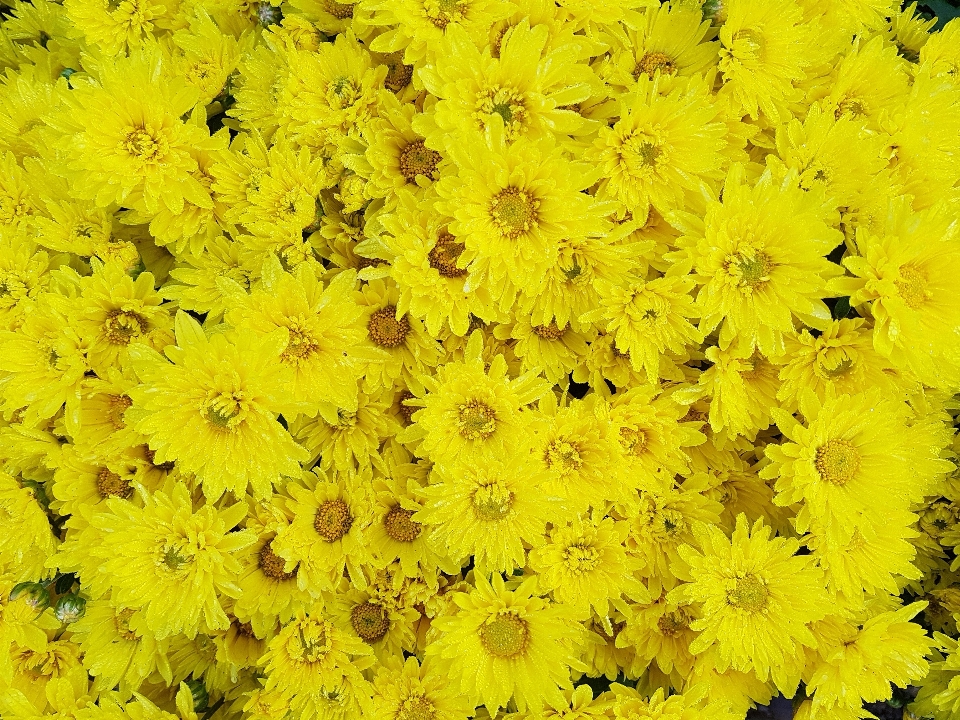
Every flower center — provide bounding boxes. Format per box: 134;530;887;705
114;608;139;641
324;0;354;18
204;393;246;430
729;250;772;288
103;310;146;345
816;348;854;379
396;694;437;720
399;140;441;182
490;187;539;240
472;478;513;520
634;51;676;79
476;85;527;136
657;608;692;637
384;506;422;542
895;264;931;309
835;96;868;119
314;499;354;541
543;439;583;476
108;394;132;429
161;543;193;573
563;542;600;573
368;307;411;348
97;468;133;499
384;54;413;92
727;573;768;612
456;399;497;440
397;390;417;424
533;322;566;340
814;439;861;486
122;127;164;161
479;613;528;658
428;232;467;278
287;619;331;663
281;326;319;362
350;602;390;642
258;539;297;581
620;427;648;456
424;0;466;29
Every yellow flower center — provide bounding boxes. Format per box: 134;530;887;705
490;187;539;240
396;694;437;720
97;468;133;499
108;394;132;429
835;96;868;119
258;539;297;581
816;346;854;379
543;439;583;476
114;608;139;641
620;427;648;456
323;0;354;18
384;54;413;92
479;613;528;658
429;232;467;278
472;478;513;521
657;608;692;637
327;75;362;108
456;399;497;440
399;140;441;182
476;85;528;136
281;325;319;362
729;250;773;288
287;619;331;664
814;439;861;486
424;0;466;29
122;127;165;162
103;309;146;345
384;506;422;542
204;393;246;430
563;542;600;573
314;499;354;541
350;602;390;642
895;264;931;309
368;307;411;348
634;51;676;79
728;573;769;612
533;322;566;340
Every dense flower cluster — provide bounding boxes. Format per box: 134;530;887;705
2;0;960;718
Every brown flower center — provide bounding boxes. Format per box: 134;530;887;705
399;140;441;182
428;232;467;278
814;439;861;486
727;573;768;612
314;499;353;542
456;399;497;440
350;602;390;642
533;322;566;340
384;506;421;542
634;51;676;79
104;310;146;345
96;468;133;499
258;539;297;580
368;307;410;348
479;613;528;658
108;394;132;429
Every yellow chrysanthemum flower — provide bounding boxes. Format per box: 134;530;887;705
372;656;472;720
426;573;583;716
670;514;831;695
0;470;57;581
127;311;308;500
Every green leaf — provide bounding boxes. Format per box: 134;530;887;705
925;0;960;28
832;297;851;320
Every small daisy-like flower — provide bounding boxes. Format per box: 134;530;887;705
417;20;593;145
761;389;952;544
587;75;744;218
84;483;255;639
686;164;843;358
620;594;698;678
260;604;374;717
272;470;374;594
830;198;960;391
162;235;254;324
371;656;472;720
435;120;605;296
494;318;590;386
528;513;649;618
127;311;308;500
62;0;169;55
670;514;831;695
73;261;173;375
328;578;420;662
582;273;701;385
399;330;551;465
426;573;583;716
716;0;811;121
919;17;960;85
415;448;560;573
0;237;52;331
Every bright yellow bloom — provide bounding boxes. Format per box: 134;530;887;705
371;656;472;720
127;311;308;500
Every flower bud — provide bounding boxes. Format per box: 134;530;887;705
9;582;50;611
54;593;86;624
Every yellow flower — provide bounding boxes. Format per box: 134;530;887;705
692;343;780;439
0;236;54;331
435;119;604;297
0;470;57;582
670;514;830;695
582;273;701;385
761;389;951;544
161;235;254;323
45;48;214;216
620;594;698;678
415;447;560;573
62;0;171;55
74;483;255;639
426;573;583;716
225;259;377;418
259;604;374;718
830;198;960;391
494;318;590;385
399;330;550;465
688;165;843;357
587;76;745;218
606;684;740;720
716;0;810;121
271;470;374;594
529;513;648;617
919;17;960;85
171;8;249;107
371;656;472;720
417;20;593;144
